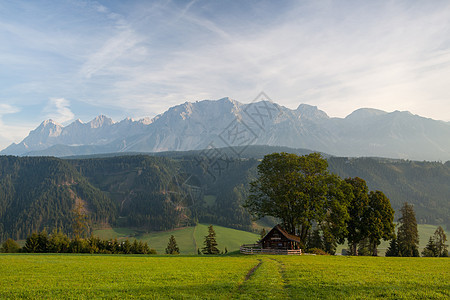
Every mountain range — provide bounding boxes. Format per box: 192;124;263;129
2;98;450;161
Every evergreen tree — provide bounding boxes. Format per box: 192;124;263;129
37;230;49;253
72;202;89;239
131;239;140;254
397;202;420;257
48;229;70;253
422;236;438;257
165;235;180;254
24;232;39;253
202;225;220;254
122;239;132;254
385;237;399;257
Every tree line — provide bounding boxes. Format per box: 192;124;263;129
386;202;448;257
0;229;156;254
245;152;448;256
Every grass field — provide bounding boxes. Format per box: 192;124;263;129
94;223;260;254
0;254;448;299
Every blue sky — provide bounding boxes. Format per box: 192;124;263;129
1;0;450;149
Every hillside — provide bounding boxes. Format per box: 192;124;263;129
93;223;260;255
1;149;449;242
0;156;116;241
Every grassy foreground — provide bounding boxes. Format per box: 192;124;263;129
1;254;449;299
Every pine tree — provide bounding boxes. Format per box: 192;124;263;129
397;202;419;257
422;236;438;257
122;239;132;254
165;235;180;254
72;202;89;239
385;237;399;257
24;232;39;253
202;225;220;254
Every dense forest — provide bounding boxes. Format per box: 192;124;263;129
0;156;116;241
0;146;449;242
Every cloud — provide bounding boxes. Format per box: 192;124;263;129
43;98;75;124
0;103;29;149
2;0;450;129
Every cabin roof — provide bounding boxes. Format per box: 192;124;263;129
261;224;301;243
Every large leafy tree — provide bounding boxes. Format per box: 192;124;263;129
245;152;348;244
345;177;370;256
365;191;395;256
397;202;420;257
433;226;448;257
320;174;352;254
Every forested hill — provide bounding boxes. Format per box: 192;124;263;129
0;152;449;242
0;156;116;241
327;158;450;226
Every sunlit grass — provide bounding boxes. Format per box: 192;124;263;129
1;254;448;299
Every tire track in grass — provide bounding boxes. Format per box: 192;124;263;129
235;257;287;299
243;259;263;282
192;224;198;254
234;258;263;298
269;257;290;295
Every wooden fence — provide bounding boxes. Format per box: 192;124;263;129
240;244;302;255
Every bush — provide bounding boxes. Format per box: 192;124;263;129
1;238;21;253
308;248;329;255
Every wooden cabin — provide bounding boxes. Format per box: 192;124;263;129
240;224;302;255
260;224;301;250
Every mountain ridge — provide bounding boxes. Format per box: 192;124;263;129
2;98;450;161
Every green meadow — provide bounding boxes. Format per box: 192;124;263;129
93;223;448;256
93;223;260;254
1;254;448;299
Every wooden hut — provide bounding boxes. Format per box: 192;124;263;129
240;224;302;255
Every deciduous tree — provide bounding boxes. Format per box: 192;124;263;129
365;191;395;256
0;238;20;253
433;226;448;257
345;177;370;256
245;152;347;244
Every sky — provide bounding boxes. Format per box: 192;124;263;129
1;0;450;149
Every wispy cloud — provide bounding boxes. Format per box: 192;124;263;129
1;0;450;150
0;103;30;148
43;98;75;124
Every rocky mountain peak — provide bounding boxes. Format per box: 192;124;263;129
296;104;329;121
89;115;114;128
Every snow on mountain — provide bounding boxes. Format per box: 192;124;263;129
2;98;450;161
